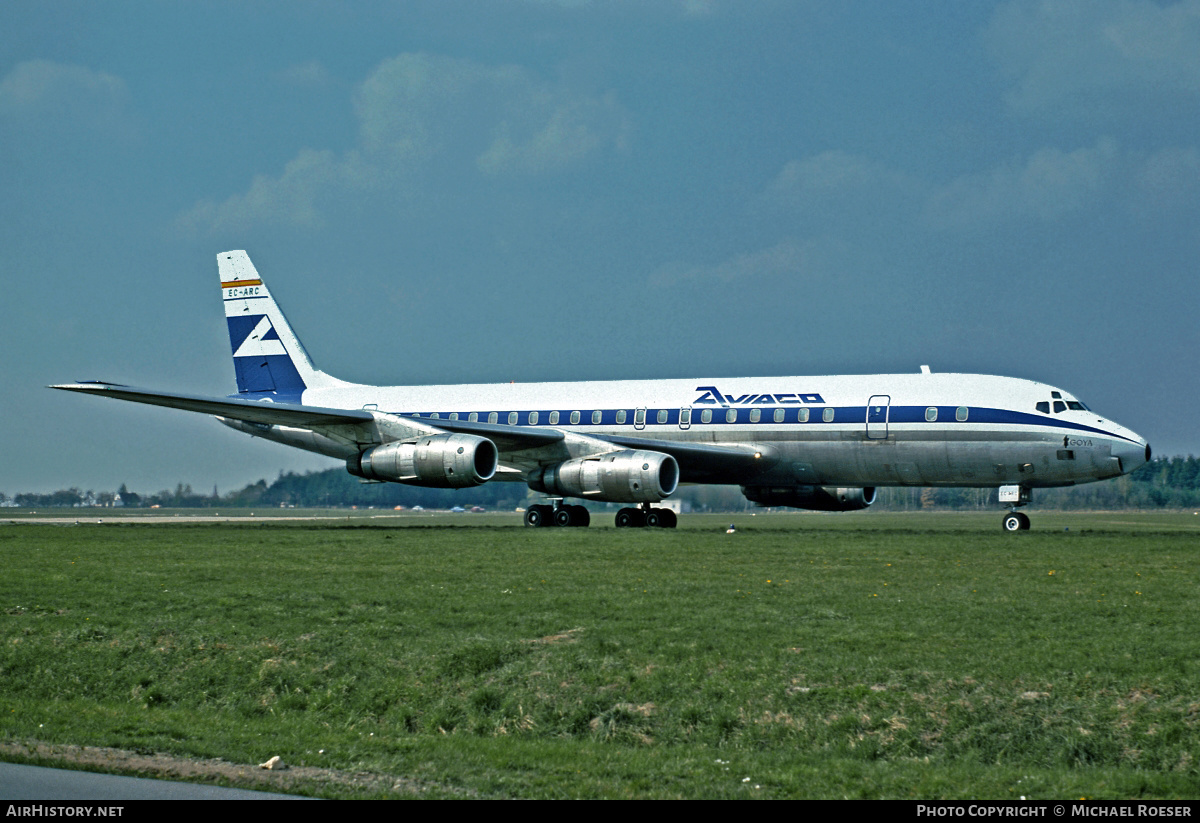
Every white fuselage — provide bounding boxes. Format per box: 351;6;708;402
281;371;1147;489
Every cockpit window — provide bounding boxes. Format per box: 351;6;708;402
1036;401;1050;414
1053;401;1066;413
1067;401;1088;411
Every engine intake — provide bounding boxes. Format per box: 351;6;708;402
348;434;498;488
528;450;679;503
741;485;876;512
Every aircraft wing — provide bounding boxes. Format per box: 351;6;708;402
50;382;376;427
53;383;771;482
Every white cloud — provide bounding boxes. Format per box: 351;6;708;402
182;149;347;231
768;150;919;206
766;138;1197;239
923;138;1121;228
180;53;631;232
989;0;1200;114
649;240;814;287
0;59;133;138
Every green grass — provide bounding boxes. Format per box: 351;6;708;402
2;511;1199;798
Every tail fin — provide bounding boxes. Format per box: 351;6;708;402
218;250;342;398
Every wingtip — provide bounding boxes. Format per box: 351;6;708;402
49;381;128;391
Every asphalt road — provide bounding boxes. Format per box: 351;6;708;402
0;761;312;800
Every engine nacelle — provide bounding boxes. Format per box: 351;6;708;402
741;485;876;512
348;434;498;488
528;450;679;503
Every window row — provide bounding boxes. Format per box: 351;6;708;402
409;406;973;425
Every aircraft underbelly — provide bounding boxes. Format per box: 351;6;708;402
764;429;1094;488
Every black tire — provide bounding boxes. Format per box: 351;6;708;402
644;510;661;528
570;505;590;527
553;507;573;527
659;509;677;528
1002;512;1027;532
615;507;645;528
525;504;552;528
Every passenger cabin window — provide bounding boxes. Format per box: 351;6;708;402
468;412;478;422
773;408;785;423
798;408;810;423
429;412;440;419
956;406;969;421
1053;401;1066;414
570;411;580;425
750;409;761;423
634;409;645;426
616;410;627;424
657;409;668;424
449;412;458;420
822;408;835;423
726;409;737;423
592;410;602;424
528;411;539;425
1036;402;1050;414
488;412;498;424
701;409;712;424
549;411;559;425
681;408;692;426
925;407;938;422
508;412;518;425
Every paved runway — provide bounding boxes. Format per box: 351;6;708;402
0;761;311;800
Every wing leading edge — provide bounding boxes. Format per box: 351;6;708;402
51;382;773;484
50;382;376;427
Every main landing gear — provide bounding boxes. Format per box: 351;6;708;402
999;484;1032;532
615;502;677;529
522;500;678;528
524;499;590;528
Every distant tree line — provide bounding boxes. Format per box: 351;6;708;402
5;455;1198;512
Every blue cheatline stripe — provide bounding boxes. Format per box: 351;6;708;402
393;405;1138;443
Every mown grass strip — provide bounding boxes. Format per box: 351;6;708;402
2;513;1197;797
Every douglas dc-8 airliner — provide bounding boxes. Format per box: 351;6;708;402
54;250;1150;531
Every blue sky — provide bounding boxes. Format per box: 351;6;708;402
3;0;1197;495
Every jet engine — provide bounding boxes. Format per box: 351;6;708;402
348;434;498;488
528;450;679;503
741;485;876;512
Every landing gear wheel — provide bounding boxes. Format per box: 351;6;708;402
524;504;553;528
1002;512;1031;532
569;505;590;527
644;509;661;528
615;507;645;528
553;507;574;527
659;508;677;528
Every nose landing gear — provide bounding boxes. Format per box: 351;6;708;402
999;484;1032;532
1002;511;1031;532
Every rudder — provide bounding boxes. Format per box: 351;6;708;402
218;251;337;399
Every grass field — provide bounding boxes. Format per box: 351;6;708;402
2;510;1199;798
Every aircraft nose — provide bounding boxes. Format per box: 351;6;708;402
1113;437;1150;475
